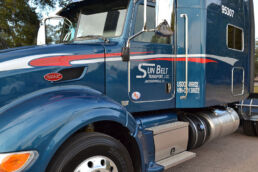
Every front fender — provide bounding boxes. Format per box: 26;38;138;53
0;85;137;172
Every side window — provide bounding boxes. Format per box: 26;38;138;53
227;25;244;51
134;5;171;44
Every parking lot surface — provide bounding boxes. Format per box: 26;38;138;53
166;129;258;172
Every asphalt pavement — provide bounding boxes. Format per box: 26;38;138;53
166;128;258;172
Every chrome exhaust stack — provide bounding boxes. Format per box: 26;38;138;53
180;107;240;149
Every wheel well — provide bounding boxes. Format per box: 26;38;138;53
48;121;142;172
92;121;142;172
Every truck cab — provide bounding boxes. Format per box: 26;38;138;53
0;0;255;172
37;0;254;112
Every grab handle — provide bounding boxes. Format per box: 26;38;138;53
180;14;189;99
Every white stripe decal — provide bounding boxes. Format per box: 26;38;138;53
203;54;238;66
131;54;175;60
72;54;238;66
71;59;104;65
106;57;123;62
129;54;238;66
0;53;71;72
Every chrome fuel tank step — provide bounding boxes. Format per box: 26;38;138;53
147;121;189;161
157;151;196;170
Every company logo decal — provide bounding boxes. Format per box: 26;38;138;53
44;73;63;82
132;91;141;100
136;63;170;84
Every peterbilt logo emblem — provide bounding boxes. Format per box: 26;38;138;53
44;73;63;82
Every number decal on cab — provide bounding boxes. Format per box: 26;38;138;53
222;5;234;18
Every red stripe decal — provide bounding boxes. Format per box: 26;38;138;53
106;53;122;57
30;54;105;67
136;58;217;64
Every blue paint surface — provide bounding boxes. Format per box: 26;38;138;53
0;0;254;171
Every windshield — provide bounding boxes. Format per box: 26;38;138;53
44;0;129;44
76;9;127;39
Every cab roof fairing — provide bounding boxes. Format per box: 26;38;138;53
57;0;130;18
134;0;156;2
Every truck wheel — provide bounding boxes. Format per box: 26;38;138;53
255;122;258;137
243;120;256;136
47;132;134;172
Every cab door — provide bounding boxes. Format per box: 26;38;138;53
128;2;175;103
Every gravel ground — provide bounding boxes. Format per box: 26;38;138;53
166;128;258;172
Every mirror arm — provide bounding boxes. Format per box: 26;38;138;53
126;29;156;47
126;30;144;47
122;30;144;62
122;29;155;62
122;0;152;61
143;0;147;30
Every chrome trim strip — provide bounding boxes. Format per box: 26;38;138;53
180;13;189;99
231;67;245;96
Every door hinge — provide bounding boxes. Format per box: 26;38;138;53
121;101;129;106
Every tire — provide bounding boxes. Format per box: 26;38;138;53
255;122;258;137
47;132;134;172
243;120;256;136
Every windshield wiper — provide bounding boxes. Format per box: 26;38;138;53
76;35;109;43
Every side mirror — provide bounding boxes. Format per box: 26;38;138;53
156;0;174;36
122;0;148;62
37;16;73;45
156;20;173;36
122;47;130;61
45;17;65;45
121;30;144;61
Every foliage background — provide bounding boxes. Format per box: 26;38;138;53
0;0;71;49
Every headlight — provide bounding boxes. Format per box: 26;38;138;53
0;151;38;172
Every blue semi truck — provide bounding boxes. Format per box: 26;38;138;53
0;0;255;171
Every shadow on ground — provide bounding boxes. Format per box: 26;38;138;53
166;129;258;172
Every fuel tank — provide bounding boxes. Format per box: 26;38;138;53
180;107;240;149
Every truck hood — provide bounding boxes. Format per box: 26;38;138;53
0;43;105;73
0;43;106;107
0;45;38;54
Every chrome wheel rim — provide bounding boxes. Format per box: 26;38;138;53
74;155;118;172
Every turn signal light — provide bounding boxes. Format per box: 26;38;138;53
0;151;38;172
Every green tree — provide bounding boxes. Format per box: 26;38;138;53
0;0;72;50
0;0;39;49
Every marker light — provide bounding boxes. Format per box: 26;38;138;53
0;151;38;172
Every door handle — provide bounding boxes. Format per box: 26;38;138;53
231;67;245;96
166;83;172;93
180;14;189;99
